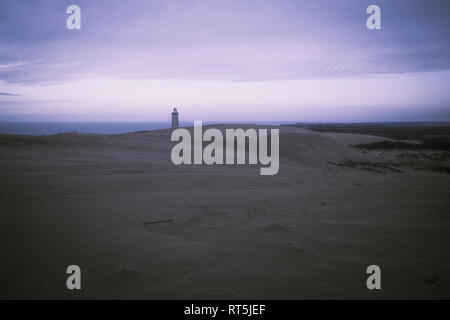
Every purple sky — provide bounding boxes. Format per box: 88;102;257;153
1;0;449;122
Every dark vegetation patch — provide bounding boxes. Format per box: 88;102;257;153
289;122;450;151
328;160;403;173
329;160;450;174
354;140;422;150
421;166;450;174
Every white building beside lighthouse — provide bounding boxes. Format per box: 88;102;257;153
171;107;179;129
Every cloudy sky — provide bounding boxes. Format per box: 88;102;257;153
0;0;449;121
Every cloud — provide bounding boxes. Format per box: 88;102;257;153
0;0;449;84
0;92;19;96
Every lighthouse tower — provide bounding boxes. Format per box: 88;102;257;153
171;107;179;129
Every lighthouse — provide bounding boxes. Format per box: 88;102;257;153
171;107;179;129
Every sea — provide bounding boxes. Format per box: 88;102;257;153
0;121;284;135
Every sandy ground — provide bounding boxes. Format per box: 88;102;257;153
0;125;449;299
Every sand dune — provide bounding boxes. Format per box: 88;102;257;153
0;125;449;299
